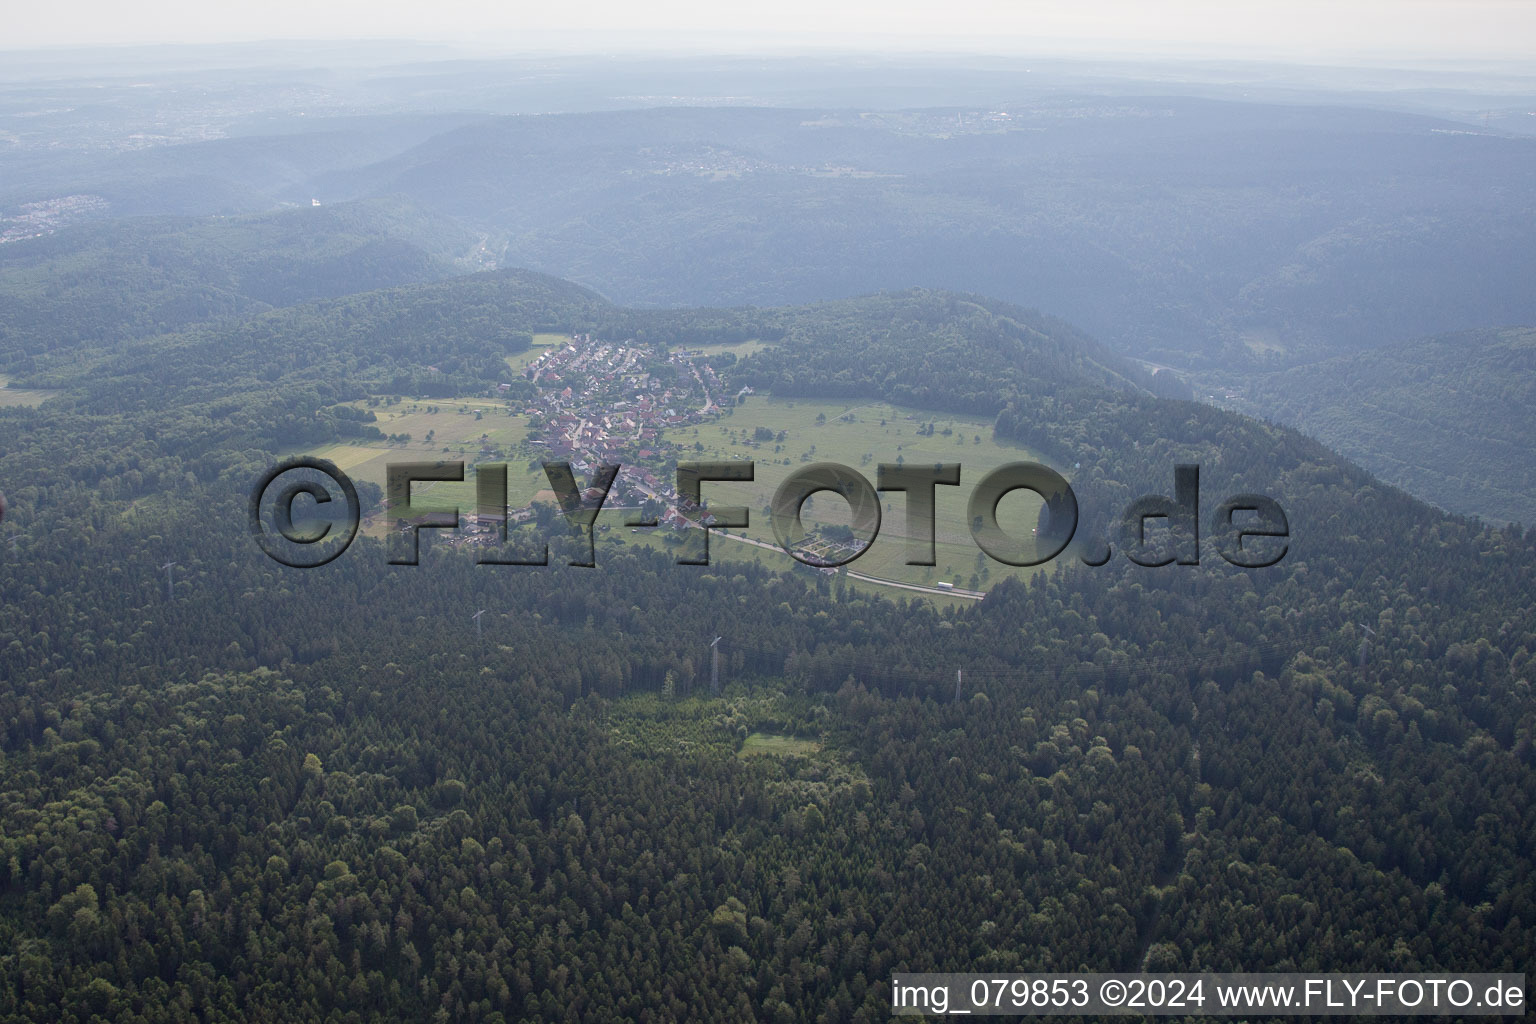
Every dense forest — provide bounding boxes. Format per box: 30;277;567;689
1231;326;1536;526
0;200;476;368
0;263;1532;1021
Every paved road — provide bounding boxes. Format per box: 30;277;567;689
704;526;987;600
617;489;989;601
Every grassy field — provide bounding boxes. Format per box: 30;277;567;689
677;338;771;358
605;693;802;754
299;391;1056;593
603;693;867;809
1240;328;1287;356
653;396;1051;590
598;528;984;608
301;397;541;534
0;375;60;407
504;333;569;373
739;732;822;757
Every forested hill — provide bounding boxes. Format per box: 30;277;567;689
5;272;1151;422
13;95;1530;370
734;291;1157;411
307;100;1536;368
1234;326;1536;526
0;267;1533;1020
7;266;609;402
0;199;478;370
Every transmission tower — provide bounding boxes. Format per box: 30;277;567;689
710;636;722;696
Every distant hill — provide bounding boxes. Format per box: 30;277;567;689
0;199;478;372
30;267;608;405
311;100;1536;369
22;270;1136;414
0;112;495;217
1236;326;1536;524
735;289;1155;412
10;99;1531;371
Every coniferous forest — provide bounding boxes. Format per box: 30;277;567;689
1;41;1535;1024
0;262;1531;1021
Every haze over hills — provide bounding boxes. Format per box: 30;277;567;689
4;79;1533;527
0;117;501;219
1232;325;1536;525
3;53;1532;378
0;49;1535;1018
6;87;1532;371
0;199;483;369
312;99;1536;369
5;60;1534;526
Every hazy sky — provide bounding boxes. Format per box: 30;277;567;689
7;0;1535;61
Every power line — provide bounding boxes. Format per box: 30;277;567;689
703;623;1346;699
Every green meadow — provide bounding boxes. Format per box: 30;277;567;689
651;396;1051;591
302;397;541;534
677;338;772;358
738;732;822;758
301;391;1054;593
503;332;570;374
0;375;61;407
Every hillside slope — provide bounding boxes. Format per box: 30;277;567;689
0;199;478;372
315;100;1536;368
1235;326;1536;524
0;269;1531;1019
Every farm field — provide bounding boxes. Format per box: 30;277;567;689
300;391;1059;593
739;732;822;758
301;396;541;534
599;526;983;607
653;396;1052;591
677;338;771;358
0;375;60;407
503;332;570;374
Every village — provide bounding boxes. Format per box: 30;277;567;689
521;333;744;518
439;333;749;543
403;333;878;572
